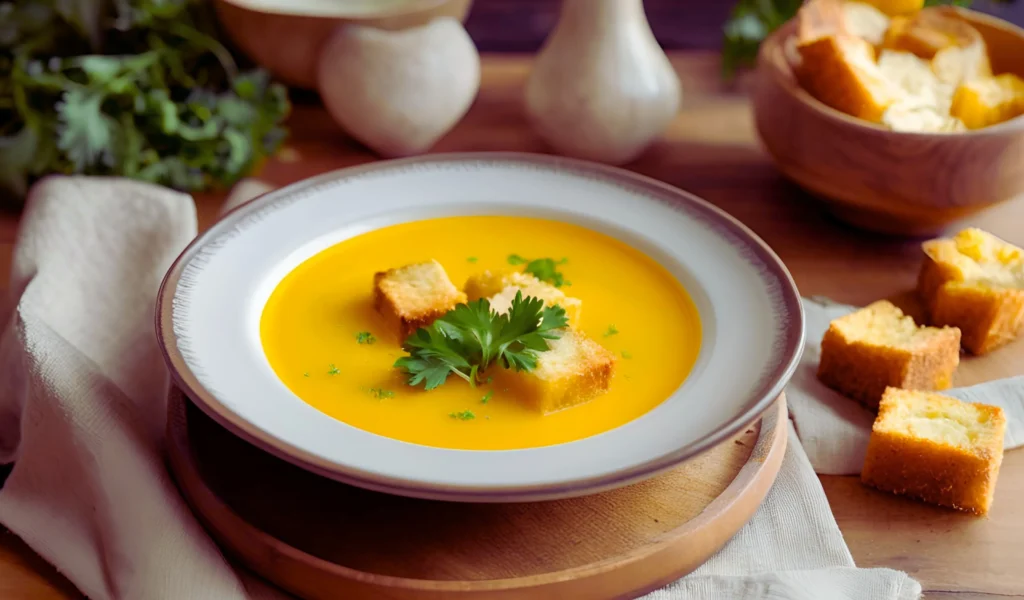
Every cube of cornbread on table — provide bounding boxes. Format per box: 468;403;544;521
491;330;614;414
373;260;467;340
861;387;1006;515
918;228;1024;355
950;74;1024;129
464;271;582;328
817;300;961;408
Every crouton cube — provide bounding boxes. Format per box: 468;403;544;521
861;387;1006;515
950;74;1024;129
795;33;901;122
817;300;961;408
859;0;923;17
373;260;467;340
491;330;615;414
877;50;965;132
466;271;582;328
918;228;1024;355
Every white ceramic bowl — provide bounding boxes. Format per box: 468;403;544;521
157;153;804;502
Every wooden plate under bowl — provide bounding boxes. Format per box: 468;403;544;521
166;386;788;600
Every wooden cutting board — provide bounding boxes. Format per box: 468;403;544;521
166;386;788;600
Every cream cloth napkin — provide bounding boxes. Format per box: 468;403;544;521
0;176;920;600
790;297;1024;475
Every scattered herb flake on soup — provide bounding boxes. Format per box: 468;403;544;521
327;364;340;375
467;256;478;263
395;292;568;390
621;351;633;359
303;372;310;377
449;410;476;421
355;331;377;345
481;391;493;404
604;325;619;337
368;388;395;399
507;255;570;287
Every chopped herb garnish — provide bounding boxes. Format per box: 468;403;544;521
303;372;310;377
604;325;619;337
486;376;493;384
368;388;395;399
327;364;340;375
467;256;478;263
355;331;377;345
481;391;493;404
621;350;633;359
394;292;568;390
449;410;476;421
507;254;570;287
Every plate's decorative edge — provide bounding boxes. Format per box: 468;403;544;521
160;152;805;498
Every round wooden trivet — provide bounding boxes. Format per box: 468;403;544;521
166;387;787;600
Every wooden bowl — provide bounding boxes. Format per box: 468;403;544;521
215;0;474;89
753;8;1024;236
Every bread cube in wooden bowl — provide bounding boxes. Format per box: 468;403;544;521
753;7;1024;237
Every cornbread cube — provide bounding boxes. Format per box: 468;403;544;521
859;0;923;17
950;74;1024;129
817;300;961;408
918;228;1024;355
491;330;615;414
861;387;1006;515
373;260;467;341
795;34;900;122
465;271;582;328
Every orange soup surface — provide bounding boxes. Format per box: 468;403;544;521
260;216;701;450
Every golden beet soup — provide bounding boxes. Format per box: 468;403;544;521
260;216;701;450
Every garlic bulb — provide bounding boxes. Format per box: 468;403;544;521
316;17;481;157
525;0;682;165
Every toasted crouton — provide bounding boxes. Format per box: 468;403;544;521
817;300;961;408
795;32;900;122
858;0;923;17
465;271;582;328
861;387;1006;515
918;228;1024;355
373;260;467;340
877;50;966;132
882;7;984;58
950;74;1024;129
490;330;615;414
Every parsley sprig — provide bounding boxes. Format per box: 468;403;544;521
394;292;568;390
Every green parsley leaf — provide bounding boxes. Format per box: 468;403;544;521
507;254;570;287
507;254;528;265
481;391;493;404
604;325;619;337
355;331;376;345
449;410;476;420
327;364;340;375
394;292;568;390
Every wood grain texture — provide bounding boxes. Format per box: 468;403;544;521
166;388;786;599
753;10;1024;236
1;52;1023;599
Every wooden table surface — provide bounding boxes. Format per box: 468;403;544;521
1;53;1022;600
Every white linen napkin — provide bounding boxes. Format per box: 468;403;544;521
0;176;920;600
791;297;1024;475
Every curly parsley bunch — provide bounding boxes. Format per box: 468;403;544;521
0;0;290;204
